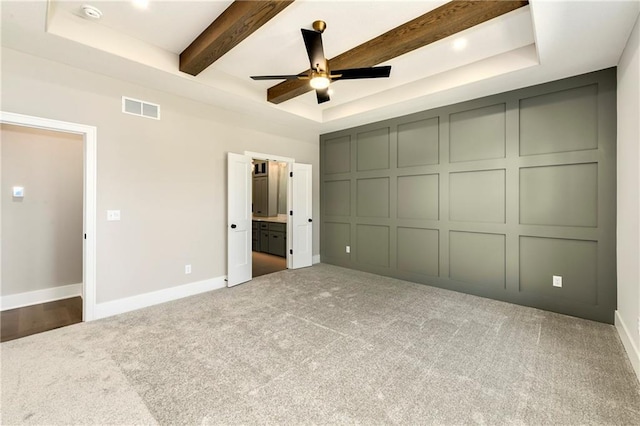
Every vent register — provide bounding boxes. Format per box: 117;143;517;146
122;96;160;120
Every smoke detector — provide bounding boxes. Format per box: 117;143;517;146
81;4;103;19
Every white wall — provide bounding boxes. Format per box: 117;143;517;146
0;47;319;306
616;13;640;379
1;124;83;296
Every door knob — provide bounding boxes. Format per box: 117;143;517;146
231;224;237;229
308;218;313;222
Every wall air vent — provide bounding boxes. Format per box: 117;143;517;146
122;96;160;120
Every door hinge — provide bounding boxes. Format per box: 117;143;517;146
290;249;293;255
289;210;293;216
290;172;293;177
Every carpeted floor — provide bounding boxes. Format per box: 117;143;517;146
2;264;639;424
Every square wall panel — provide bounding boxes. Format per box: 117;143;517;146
519;236;597;305
450;169;505;223
397;117;439;167
324;135;351;174
397;174;439;220
324;180;350;217
397;227;439;276
356;225;389;267
520;163;597;227
449;103;506;163
357;177;389;218
520;84;598;156
323;222;350;260
357;128;390;171
450;231;505;290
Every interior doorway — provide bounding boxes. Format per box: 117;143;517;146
0;111;97;325
251;158;289;278
227;151;312;287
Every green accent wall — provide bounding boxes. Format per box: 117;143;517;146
320;68;617;323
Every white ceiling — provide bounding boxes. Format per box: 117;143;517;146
1;1;639;134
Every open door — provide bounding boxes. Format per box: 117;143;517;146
289;163;313;269
227;153;252;286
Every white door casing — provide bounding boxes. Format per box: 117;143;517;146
288;162;313;269
0;111;97;321
227;152;252;287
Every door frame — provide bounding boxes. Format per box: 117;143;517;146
243;151;295;270
0;111;97;321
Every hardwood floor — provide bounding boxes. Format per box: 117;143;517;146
1;297;82;343
252;251;286;278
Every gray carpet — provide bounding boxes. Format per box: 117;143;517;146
2;264;639;424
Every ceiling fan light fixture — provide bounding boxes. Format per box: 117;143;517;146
310;75;330;90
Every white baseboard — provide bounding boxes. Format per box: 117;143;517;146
1;283;82;311
313;255;321;264
94;276;226;320
615;310;640;381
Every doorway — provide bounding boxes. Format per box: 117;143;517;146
251;158;288;278
0;111;97;325
227;151;312;287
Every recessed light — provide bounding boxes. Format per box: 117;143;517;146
452;38;468;51
132;0;149;9
81;4;102;19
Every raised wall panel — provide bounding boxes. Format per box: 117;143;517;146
520;84;598;156
357;177;389;218
449;103;505;163
397;117;439;167
397;174;439;220
519;236;597;305
324;180;350;217
323;222;350;260
450;231;505;289
320;69;616;324
520;163;597;227
449;169;505;223
357;128;390;171
356;225;389;267
397;227;439;276
324;136;351;174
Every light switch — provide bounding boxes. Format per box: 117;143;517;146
12;186;24;198
107;210;121;221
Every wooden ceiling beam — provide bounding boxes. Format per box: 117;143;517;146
267;0;529;104
180;0;294;76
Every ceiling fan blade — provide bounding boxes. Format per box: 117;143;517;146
331;66;392;81
250;74;304;80
316;88;330;104
301;28;326;72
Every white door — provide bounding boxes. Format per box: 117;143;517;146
227;152;252;286
289;163;313;269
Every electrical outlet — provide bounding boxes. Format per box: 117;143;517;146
553;275;562;288
346;245;350;253
185;264;192;274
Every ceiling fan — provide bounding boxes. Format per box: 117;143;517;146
250;20;392;104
